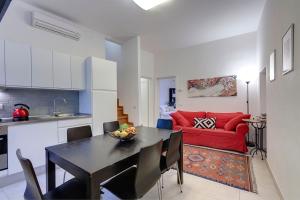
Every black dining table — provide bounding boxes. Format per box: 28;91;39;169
45;126;183;199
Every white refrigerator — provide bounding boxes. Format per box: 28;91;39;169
80;57;117;135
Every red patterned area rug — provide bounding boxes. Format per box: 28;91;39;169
183;145;257;192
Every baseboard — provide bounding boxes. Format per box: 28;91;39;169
265;159;285;200
0;166;45;188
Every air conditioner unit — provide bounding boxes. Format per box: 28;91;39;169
32;12;81;41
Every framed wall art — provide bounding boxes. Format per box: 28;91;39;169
187;75;237;97
270;50;276;82
282;24;294;75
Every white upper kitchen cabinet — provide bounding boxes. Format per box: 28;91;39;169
0;40;4;86
32;47;53;88
89;58;117;91
8;122;58;175
5;40;32;87
71;56;85;90
53;51;71;89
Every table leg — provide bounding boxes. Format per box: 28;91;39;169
259;128;266;160
177;136;183;184
86;177;100;200
46;150;55;192
251;127;259;157
256;129;259;155
259;128;264;150
249;148;255;155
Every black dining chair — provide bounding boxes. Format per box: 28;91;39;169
101;140;163;200
16;149;86;200
156;119;173;130
67;125;92;142
160;130;183;193
103;121;120;134
63;125;92;182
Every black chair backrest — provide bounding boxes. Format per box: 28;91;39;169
166;130;182;167
103;121;120;134
67;125;92;142
156;119;173;130
135;140;163;198
16;149;43;200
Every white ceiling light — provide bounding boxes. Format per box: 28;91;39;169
132;0;171;10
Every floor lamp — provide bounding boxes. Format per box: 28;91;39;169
246;81;255;147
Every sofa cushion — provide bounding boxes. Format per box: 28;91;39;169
194;118;216;129
224;114;251;131
178;111;206;125
170;112;191;127
178;126;235;135
206;112;243;128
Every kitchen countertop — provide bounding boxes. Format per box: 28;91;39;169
0;114;92;126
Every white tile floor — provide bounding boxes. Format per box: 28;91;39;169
0;154;282;200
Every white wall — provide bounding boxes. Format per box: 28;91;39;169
141;50;154;78
259;68;267;114
105;40;123;96
257;0;300;199
155;32;259;117
159;78;175;106
141;50;155;127
0;1;105;58
105;41;155;127
119;37;141;126
140;78;150;126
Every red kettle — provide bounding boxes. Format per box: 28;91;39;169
13;104;30;121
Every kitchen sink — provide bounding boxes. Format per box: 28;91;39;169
31;113;79;119
53;113;77;118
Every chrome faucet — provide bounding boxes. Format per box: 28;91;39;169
53;97;68;116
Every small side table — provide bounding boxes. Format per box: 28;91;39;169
243;119;267;160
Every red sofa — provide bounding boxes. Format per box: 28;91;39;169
171;111;250;153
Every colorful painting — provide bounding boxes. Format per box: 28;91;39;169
187;75;237;97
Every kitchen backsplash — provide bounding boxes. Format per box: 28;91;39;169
0;88;79;118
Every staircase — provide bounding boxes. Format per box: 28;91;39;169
117;99;134;127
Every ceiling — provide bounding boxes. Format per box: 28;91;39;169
19;0;266;53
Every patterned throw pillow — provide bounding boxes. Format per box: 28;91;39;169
194;118;216;129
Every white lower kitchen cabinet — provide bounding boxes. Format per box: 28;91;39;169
57;118;92;143
7;122;58;175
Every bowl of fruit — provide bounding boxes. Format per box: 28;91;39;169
109;124;137;142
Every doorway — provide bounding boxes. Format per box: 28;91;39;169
157;77;176;119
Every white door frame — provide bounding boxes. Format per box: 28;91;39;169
155;76;176;121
